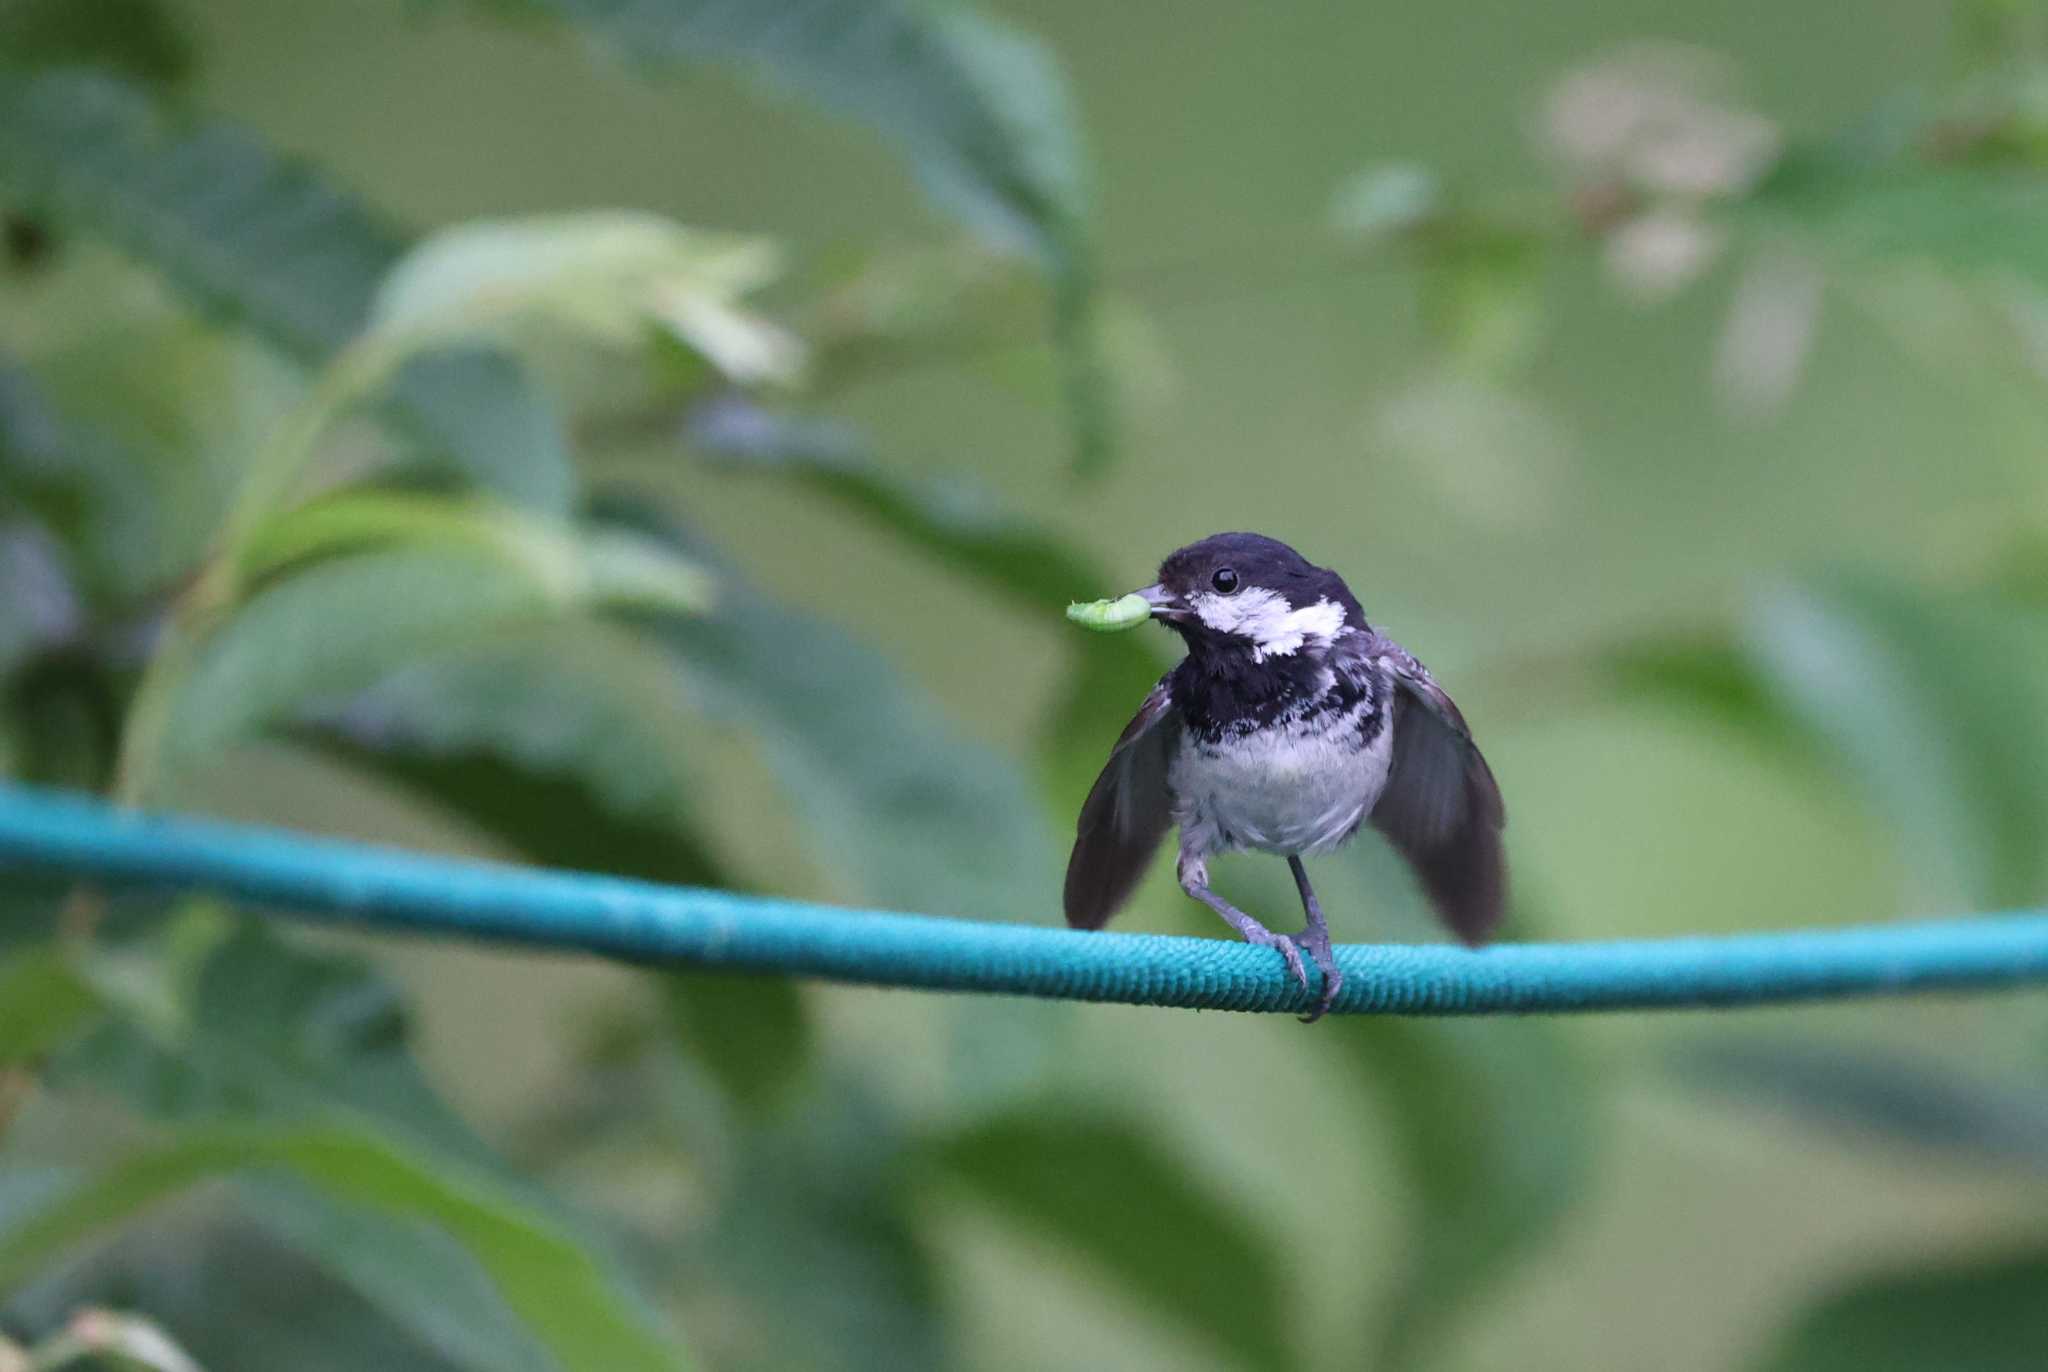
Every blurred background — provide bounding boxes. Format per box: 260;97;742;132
4;0;2048;1368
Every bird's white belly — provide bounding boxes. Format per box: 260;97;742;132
1170;722;1392;858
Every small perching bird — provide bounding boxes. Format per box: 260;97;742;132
1063;532;1506;1020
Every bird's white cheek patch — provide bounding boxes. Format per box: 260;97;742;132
1191;591;1346;661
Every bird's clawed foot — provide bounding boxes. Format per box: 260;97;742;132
1181;858;1340;1021
1292;923;1342;1024
1240;924;1310;996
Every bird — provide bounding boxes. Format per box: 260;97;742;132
1063;532;1506;1021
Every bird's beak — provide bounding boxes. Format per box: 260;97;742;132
1134;583;1190;623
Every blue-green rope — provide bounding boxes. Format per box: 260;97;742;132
2;783;2045;1016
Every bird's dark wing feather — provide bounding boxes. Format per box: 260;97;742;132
1063;678;1182;930
1355;634;1507;944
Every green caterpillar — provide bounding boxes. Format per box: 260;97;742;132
1065;593;1151;632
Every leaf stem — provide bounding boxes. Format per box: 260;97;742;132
110;338;406;807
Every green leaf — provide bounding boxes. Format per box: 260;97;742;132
1740;579;2048;910
0;946;99;1063
0;72;386;357
1746;148;2048;287
296;623;797;1114
1609;578;2048;911
457;0;1112;473
238;490;712;606
2;1200;484;1372
155;521;706;787
930;1110;1291;1372
1337;1017;1594;1368
661;970;812;1116
47;917;685;1370
0;0;194;88
0;70;573;511
56;918;484;1158
1758;1247;2048;1372
0;1123;688;1372
371;212;798;382
390;348;575;516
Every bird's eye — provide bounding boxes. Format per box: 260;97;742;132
1211;568;1240;594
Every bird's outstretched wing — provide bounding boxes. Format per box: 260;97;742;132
1355;634;1507;944
1063;678;1182;930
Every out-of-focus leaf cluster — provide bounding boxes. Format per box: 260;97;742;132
1326;23;2048;1367
0;0;1145;1364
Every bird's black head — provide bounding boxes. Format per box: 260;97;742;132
1137;532;1363;663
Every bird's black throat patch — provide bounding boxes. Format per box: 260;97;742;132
1171;647;1382;746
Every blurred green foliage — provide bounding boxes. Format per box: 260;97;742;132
2;0;2048;1369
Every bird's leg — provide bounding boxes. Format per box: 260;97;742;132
1177;853;1310;996
1287;856;1342;1023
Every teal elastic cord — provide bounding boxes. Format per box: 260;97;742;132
3;783;2046;1016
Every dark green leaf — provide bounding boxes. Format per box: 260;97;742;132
1758;1247;2048;1372
5;1204;479;1372
661;970;812;1115
523;1049;941;1372
685;396;1164;803
0;72;389;355
653;563;1057;918
1;646;122;791
313;621;699;823
609;492;1055;917
929;1110;1291;1372
1676;1036;2048;1172
0;359;176;601
464;0;1083;278
327;747;727;888
695;1084;945;1371
1337;1017;1594;1368
1603;631;1819;759
0;0;195;88
305;620;728;885
236;1176;559;1372
0;70;573;511
0;1123;689;1372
